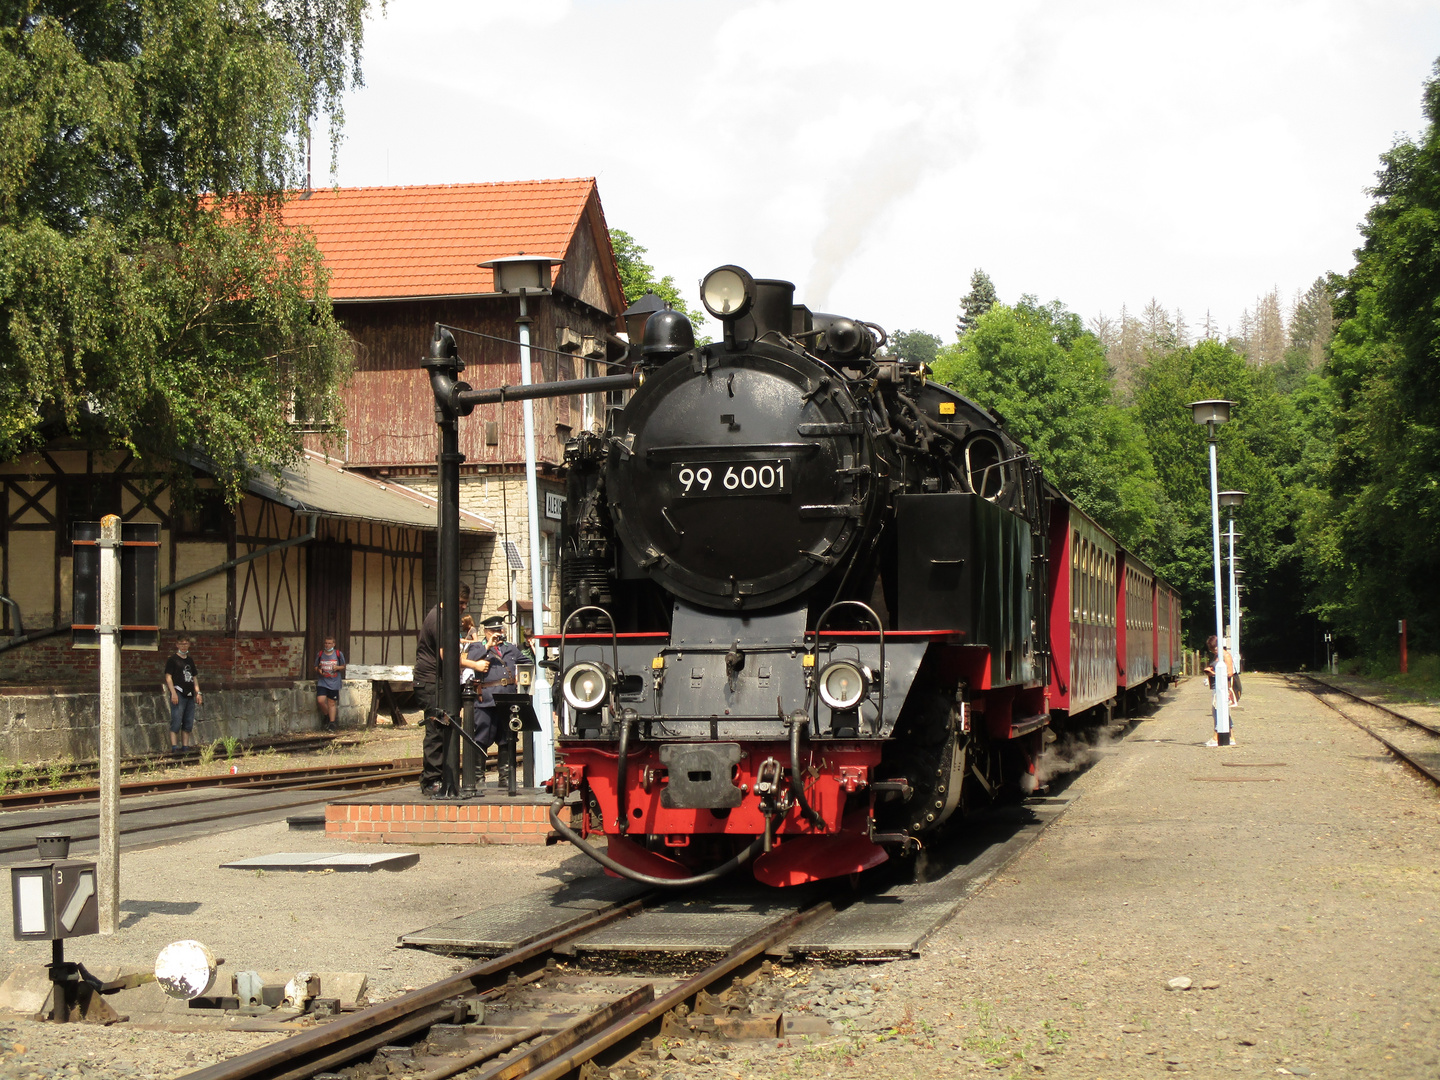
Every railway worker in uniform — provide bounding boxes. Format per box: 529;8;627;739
468;615;525;789
1203;635;1238;746
414;584;469;797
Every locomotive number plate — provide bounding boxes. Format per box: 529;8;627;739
673;459;793;497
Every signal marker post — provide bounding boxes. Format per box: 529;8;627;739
73;517;158;935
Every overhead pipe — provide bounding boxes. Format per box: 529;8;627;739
0;595;23;638
160;516;317;595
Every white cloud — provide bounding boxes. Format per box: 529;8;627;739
326;0;1440;339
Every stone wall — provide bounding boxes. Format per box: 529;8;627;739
399;471;564;632
0;681;375;763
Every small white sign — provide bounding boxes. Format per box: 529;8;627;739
544;492;566;520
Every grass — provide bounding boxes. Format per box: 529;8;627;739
1340;652;1440;702
222;736;240;760
199;742;218;767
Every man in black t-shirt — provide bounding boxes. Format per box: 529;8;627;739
414;585;468;795
163;637;203;755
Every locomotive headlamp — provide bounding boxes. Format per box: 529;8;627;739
561;661;613;712
817;660;871;711
700;265;755;320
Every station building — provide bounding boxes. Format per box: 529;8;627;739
0;178;629;759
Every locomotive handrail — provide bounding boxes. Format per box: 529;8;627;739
807;600;887;733
558;606;622;736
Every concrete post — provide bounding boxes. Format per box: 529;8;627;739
98;515;121;935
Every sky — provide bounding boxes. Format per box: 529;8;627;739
322;0;1440;343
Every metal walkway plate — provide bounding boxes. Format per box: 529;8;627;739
220;851;419;872
782;795;1075;959
575;888;818;956
400;876;648;956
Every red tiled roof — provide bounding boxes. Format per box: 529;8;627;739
278;179;599;300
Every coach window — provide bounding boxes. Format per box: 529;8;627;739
964;435;1008;500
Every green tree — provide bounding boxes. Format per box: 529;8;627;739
0;1;370;501
888;329;941;367
1133;341;1310;662
1320;59;1440;654
610;228;704;333
934;298;1161;548
956;269;998;336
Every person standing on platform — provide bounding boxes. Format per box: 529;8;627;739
1203;634;1237;747
314;635;346;731
414;585;469;797
473;615;525;790
163;636;202;755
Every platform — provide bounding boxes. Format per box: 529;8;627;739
325;787;576;846
399;874;647;955
220;851;420;872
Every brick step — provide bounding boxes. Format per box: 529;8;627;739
325;793;565;846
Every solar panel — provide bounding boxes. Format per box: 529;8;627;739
503;540;525;570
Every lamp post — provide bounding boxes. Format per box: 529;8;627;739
1190;399;1236;745
480;255;564;784
423;326;467;796
622;291;667;346
1218;490;1245;684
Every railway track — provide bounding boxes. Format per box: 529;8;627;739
0;757;422;811
1292;674;1440;787
0;732;362;794
179;781;1076;1080
184;888;833;1080
0;760;422;859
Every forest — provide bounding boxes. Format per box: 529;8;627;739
911;62;1440;675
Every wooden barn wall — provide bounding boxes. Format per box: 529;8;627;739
324;294;618;471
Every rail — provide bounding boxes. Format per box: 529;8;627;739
181;889;836;1080
0;758;421;811
1293;675;1440;788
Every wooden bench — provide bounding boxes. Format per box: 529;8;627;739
346;664;415;727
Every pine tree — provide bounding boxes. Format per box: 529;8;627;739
1253;288;1287;365
957;270;998;336
1142;299;1177;351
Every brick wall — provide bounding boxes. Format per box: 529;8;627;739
0;631;304;690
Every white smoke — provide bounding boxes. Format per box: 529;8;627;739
1032;724;1122;790
805;120;951;311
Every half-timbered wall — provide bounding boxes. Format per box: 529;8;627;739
0;449;428;688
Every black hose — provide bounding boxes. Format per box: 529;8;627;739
614;716;632;835
547;800;766;887
789;717;824;827
896;392;967;450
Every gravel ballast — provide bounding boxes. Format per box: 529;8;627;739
0;674;1436;1078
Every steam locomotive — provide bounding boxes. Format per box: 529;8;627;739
544;265;1181;887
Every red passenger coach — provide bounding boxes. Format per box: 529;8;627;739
1156;581;1183;682
1118;552;1157;702
1048;500;1119;720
